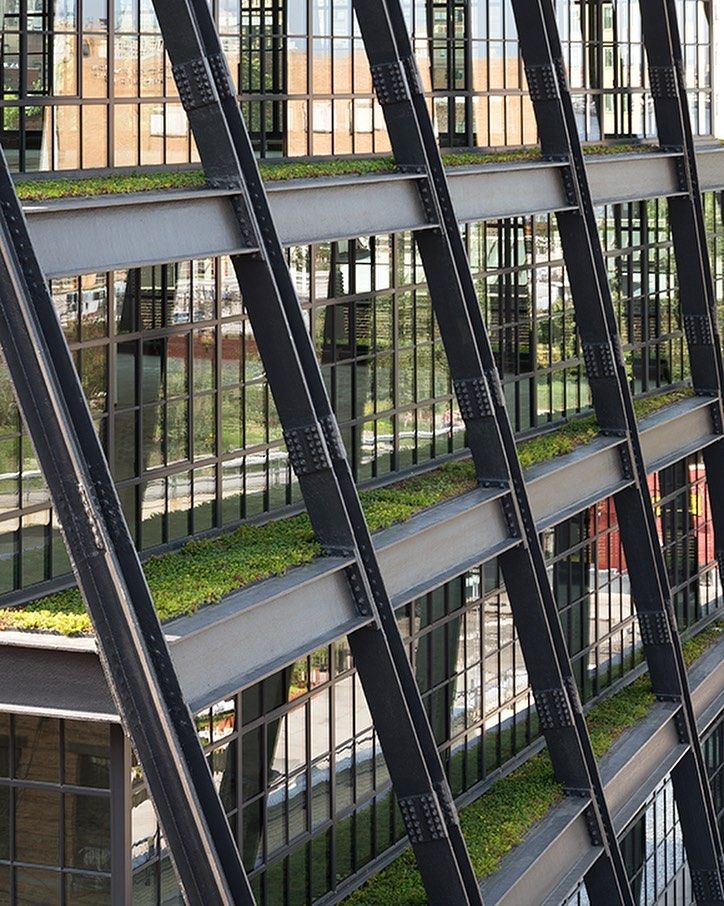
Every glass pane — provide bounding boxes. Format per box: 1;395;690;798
131;861;158;906
14;716;59;782
16;788;61;865
64;793;111;872
64;721;111;788
64;873;112;905
16;868;60;905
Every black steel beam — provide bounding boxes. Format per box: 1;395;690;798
0;149;253;904
509;0;724;900
637;3;724;512
349;1;635;902
637;5;724;899
148;0;482;901
483;633;724;906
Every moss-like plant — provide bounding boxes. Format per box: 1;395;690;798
15;142;654;203
345;620;722;904
0;389;691;635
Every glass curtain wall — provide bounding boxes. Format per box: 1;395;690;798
0;0;712;171
0;716;114;903
126;455;721;905
565;708;724;906
564;777;690;906
0;456;716;903
0;196;693;602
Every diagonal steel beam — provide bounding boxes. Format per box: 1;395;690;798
0;150;254;903
348;1;635;902
482;634;724;906
509;0;724;900
636;3;724;899
636;2;724;520
638;3;724;632
148;0;483;901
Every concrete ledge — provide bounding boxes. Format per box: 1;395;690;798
23;149;724;278
0;396;717;719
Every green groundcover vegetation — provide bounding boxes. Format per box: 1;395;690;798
7;140;713;902
0;389;690;636
344;619;723;904
14;143;652;203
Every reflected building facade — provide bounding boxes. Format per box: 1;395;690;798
0;198;699;598
0;0;714;171
0;0;720;904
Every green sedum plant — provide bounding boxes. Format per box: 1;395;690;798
345;620;722;904
15;143;653;203
0;390;690;635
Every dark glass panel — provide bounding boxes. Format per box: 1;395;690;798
65;874;112;905
64;793;111;872
14;716;59;782
64;720;111;789
16;868;60;906
15;789;60;865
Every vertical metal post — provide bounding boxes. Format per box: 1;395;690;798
348;0;635;902
507;0;724;899
148;0;481;901
110;724;133;906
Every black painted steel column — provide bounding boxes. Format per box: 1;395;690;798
508;0;724;900
637;2;724;899
149;0;480;901
638;0;724;637
0;149;252;904
349;0;635;902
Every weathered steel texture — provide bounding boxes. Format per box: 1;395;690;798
22;148;724;279
510;0;724;895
